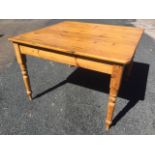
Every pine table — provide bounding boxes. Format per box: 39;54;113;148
9;21;144;130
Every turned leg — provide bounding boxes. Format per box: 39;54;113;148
105;65;124;130
126;60;133;81
13;43;32;101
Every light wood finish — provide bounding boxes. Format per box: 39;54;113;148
13;44;32;100
105;65;124;129
9;21;144;64
9;21;144;130
19;45;113;74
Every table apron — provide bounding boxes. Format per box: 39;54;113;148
19;45;113;74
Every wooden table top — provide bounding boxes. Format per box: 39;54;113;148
9;21;144;64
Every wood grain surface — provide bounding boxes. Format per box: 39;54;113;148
9;21;144;64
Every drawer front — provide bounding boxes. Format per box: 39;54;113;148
19;45;113;74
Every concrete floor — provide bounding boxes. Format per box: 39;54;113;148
0;19;155;134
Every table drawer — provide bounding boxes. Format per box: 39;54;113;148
19;45;113;74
